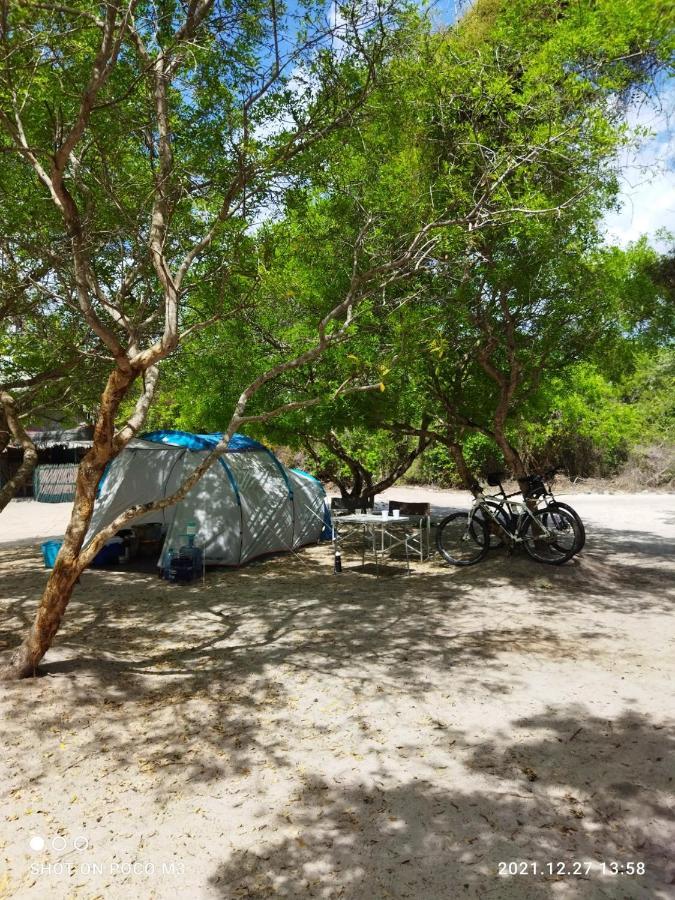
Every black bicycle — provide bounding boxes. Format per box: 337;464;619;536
473;470;586;552
436;473;583;566
525;469;586;550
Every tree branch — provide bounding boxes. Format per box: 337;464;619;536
0;390;38;512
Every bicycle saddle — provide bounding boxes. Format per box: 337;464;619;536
486;472;505;487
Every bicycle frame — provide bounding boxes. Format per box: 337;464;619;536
483;472;559;516
469;492;552;545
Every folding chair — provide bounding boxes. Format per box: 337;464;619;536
330;496;374;516
330;496;375;572
388;500;432;561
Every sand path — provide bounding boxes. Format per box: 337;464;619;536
1;491;673;899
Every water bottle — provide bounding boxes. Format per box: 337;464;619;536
166;546;175;581
186;521;197;548
334;550;342;574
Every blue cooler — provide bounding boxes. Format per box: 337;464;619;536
91;539;124;567
41;540;63;568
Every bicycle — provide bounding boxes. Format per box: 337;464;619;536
474;470;586;552
523;469;586;551
436;475;583;566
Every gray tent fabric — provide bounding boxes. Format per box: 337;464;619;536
288;468;328;548
85;434;327;567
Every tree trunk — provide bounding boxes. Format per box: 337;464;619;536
443;438;480;496
1;367;136;680
326;424;431;507
0;405;9;455
492;423;530;494
339;467;365;502
0;391;38;513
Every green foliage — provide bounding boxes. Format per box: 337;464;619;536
5;0;673;495
624;350;675;442
507;349;674;477
517;364;643;475
412;348;675;485
140;0;673;493
1;0;414;434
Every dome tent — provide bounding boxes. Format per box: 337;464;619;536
85;430;329;567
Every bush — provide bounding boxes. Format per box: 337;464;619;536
405;433;505;487
614;443;675;489
513;354;673;478
411;350;674;486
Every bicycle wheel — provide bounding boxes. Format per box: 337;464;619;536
436;512;489;566
473;500;509;548
522;506;582;565
544;501;586;551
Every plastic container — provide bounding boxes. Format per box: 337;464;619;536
91;539;124;568
164;545;203;583
41;540;63;569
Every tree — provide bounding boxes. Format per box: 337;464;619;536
336;0;675;493
0;254;108;510
1;0;672;678
0;142;105;508
0;0;421;679
285;0;673;495
501;239;675;478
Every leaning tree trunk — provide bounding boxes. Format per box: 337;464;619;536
0;367;136;680
444;438;481;497
494;430;526;477
475;332;530;494
0;406;10;455
491;410;531;493
0;391;38;513
491;423;541;512
498;439;531;491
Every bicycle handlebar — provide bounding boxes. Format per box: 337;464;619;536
526;467;559;483
477;467;560;497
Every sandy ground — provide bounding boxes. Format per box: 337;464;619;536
0;498;76;548
0;489;674;900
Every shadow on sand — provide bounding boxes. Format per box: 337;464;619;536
0;514;673;897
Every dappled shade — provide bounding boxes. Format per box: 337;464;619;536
1;500;673;896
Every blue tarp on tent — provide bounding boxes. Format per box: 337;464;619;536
141;430;266;453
